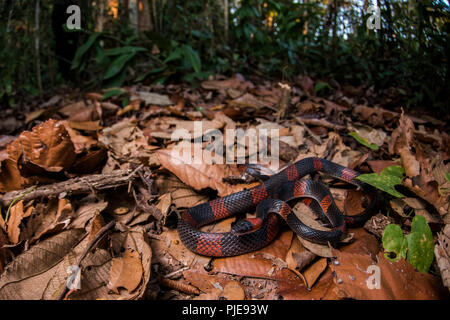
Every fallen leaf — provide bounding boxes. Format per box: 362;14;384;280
330;251;448;299
107;248;143;294
302;258;328;289
0;229;84;300
157;145;258;197
221;281;245;300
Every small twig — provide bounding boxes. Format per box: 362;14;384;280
57;220;115;300
296;116;346;131
163;266;189;279
295;117;322;144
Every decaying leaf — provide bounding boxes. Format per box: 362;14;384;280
107;248;143;294
331;251;447;299
157;145;258;197
0;229;84;300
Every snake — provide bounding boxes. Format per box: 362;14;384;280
177;157;377;257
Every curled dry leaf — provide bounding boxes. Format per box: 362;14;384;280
70;197;108;229
390;198;442;225
353;105;398;128
302;258;328;289
7;200;34;244
363;213;395;239
27;198;75;244
285;236;316;272
107;248;143;294
0;119;76;191
157;145;258;197
292;202;334;258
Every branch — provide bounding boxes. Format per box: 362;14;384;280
0;169;138;207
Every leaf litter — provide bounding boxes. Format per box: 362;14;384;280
0;75;448;300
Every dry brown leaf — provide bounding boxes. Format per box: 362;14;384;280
276;267;339;300
292;202;334;258
68;227;151;300
107;248;143;294
221;281;245;300
201;77;253;91
157;146;258;197
353;105;398;128
367;160;399;174
302;258;328;289
435;225;450;289
285;236;316;272
298;76;314;96
154;174;208;208
67;120;102;131
27;198;75;243
88;212;105;241
183;269;231;294
131;91;172;106
343;189;366;216
390;198;442;224
331;251;448;300
0;229;84;300
6;200;33;244
0;120;77;191
213;230;300;283
70;197;108;229
156;193;172;217
99;118;158;163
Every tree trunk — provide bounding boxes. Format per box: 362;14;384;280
35;0;42;94
138;0;152;32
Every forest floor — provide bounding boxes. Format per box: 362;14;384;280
0;74;449;300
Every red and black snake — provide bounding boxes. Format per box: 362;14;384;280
177;157;377;257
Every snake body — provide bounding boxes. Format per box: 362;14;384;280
177;157;377;257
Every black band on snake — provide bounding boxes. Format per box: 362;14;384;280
177;157;378;257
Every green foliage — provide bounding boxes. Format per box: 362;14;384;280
382;216;434;273
0;0;448;109
356;165;405;198
382;224;408;261
102;88;125;100
349;132;379;150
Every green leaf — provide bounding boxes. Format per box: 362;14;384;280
349;131;379;150
181;45;201;73
134;66;167;83
382;224;408;261
314;81;332;93
102;88;124;100
164;47;183;64
104;52;136;80
104;46;147;56
445;172;450;182
356;165;405;198
406;215;434;273
71;33;101;70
